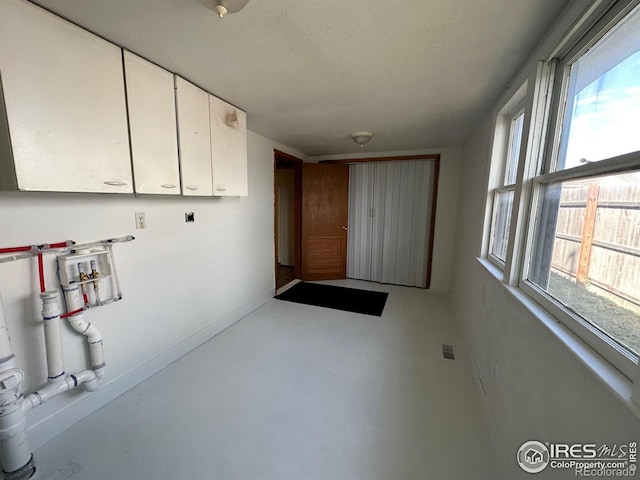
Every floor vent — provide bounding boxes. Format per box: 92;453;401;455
442;344;455;360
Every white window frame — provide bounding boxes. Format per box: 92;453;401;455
518;0;640;381
484;84;528;271
520;154;640;381
481;0;640;410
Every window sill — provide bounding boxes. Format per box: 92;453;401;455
478;256;505;282
476;256;640;421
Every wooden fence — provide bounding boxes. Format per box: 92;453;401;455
551;172;640;306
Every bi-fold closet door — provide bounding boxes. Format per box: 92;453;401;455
347;161;435;288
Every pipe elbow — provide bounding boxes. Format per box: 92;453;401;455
66;314;87;333
85;325;102;343
72;369;103;392
68;315;102;343
83;378;99;392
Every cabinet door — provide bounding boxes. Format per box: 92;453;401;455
209;95;248;196
0;0;132;193
124;51;180;195
175;77;213;196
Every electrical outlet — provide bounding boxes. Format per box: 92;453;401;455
135;212;146;229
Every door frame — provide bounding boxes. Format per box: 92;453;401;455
274;149;303;288
320;154;440;289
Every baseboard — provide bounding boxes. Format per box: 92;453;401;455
275;278;301;296
26;288;275;451
428;285;449;293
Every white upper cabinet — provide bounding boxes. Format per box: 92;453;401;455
175;77;213;196
209;95;248;197
0;0;132;193
124;51;180;195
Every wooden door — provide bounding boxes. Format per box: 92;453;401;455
302;164;349;280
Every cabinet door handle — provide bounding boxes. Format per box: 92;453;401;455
215;187;226;192
104;180;128;186
161;184;177;189
185;186;199;191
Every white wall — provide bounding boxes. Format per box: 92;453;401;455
450;1;640;477
311;148;461;292
0;130;304;450
452;114;639;479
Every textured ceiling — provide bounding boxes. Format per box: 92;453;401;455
31;0;570;156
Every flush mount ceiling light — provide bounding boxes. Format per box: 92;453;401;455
201;0;250;18
350;131;374;147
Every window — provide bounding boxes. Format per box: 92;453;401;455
556;5;640;171
528;172;640;357
522;1;640;378
488;95;526;267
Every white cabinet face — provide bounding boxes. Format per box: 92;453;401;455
175;77;213;196
0;0;133;193
124;51;180;195
209;95;248;197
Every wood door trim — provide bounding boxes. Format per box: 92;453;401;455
425;156;440;289
274;150;303;289
319;153;440;164
275;149;304;163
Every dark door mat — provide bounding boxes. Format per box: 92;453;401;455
275;282;389;316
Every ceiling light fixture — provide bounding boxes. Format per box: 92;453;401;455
202;0;250;19
350;131;374;147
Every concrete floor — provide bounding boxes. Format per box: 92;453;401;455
32;280;503;480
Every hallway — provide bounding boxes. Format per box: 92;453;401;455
32;280;503;479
